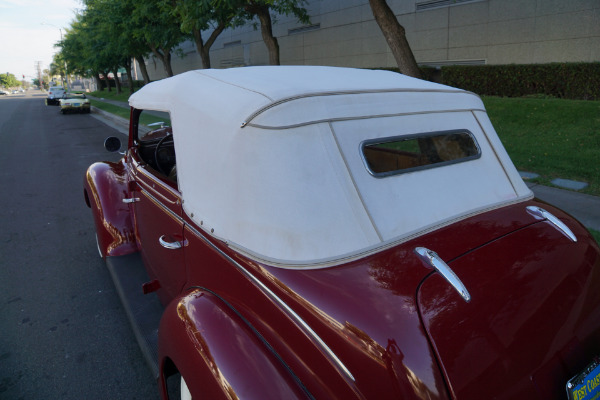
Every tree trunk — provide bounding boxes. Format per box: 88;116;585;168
192;29;210;69
113;69;122;94
368;0;421;78
193;20;228;69
135;56;151;84
94;73;102;92
253;5;280;65
103;71;111;92
163;50;173;77
125;58;135;95
150;44;174;77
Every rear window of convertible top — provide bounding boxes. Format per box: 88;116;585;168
361;130;481;177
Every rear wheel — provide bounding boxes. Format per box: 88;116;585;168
181;377;192;400
95;233;103;258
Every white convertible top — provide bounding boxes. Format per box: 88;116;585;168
129;66;532;267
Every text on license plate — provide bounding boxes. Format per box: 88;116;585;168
568;359;600;400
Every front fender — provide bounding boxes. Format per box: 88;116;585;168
158;289;311;400
83;159;137;257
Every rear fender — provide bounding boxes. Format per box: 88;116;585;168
83;160;137;257
158;288;311;400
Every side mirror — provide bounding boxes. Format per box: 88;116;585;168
104;136;122;153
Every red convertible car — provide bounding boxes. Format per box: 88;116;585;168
84;66;600;400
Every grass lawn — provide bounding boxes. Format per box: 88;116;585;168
89;99;170;127
483;96;600;196
591;229;600;245
89;89;132;103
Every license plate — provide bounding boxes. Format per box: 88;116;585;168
567;357;600;400
73;103;80;107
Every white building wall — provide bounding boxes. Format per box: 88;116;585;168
144;0;600;80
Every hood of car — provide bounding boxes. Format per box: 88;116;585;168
416;207;600;399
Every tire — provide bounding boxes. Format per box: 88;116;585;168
181;377;192;400
95;233;103;258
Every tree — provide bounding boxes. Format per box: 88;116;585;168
0;73;20;88
131;0;189;77
215;0;309;65
60;0;155;94
50;52;70;88
368;0;421;78
173;0;239;69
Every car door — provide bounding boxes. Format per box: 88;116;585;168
128;147;186;305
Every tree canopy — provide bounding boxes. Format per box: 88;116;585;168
0;73;20;88
55;0;421;89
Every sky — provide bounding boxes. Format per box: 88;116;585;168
0;0;82;81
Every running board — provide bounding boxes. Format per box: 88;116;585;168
105;253;163;378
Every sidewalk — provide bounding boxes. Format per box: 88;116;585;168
526;182;600;231
88;98;600;233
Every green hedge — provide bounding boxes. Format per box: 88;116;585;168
441;63;600;100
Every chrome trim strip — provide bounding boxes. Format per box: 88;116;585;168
226;195;534;270
185;223;355;382
134;164;180;206
139;189;184;225
245;108;485;130
526;206;577;242
241;88;477;128
415;247;471;303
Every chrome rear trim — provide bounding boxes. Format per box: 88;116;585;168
526;206;577;242
415;247;472;303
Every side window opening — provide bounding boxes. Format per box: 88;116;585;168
134;110;177;183
361;130;481;177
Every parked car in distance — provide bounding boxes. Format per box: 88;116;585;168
46;86;66;105
84;66;600;400
59;92;90;114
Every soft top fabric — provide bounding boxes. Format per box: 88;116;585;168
128;66;531;266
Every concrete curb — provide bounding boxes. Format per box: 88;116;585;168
90;106;129;136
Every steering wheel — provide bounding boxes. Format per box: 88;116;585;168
154;133;175;175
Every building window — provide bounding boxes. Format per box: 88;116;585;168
416;0;484;12
223;40;242;48
288;24;320;35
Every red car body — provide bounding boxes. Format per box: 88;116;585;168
84;67;600;400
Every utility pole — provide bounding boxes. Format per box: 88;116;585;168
34;61;43;89
41;22;69;91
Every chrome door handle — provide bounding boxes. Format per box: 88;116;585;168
122;197;140;203
159;235;184;249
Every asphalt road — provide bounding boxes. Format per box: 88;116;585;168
0;91;159;399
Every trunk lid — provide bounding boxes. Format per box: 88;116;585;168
417;207;600;399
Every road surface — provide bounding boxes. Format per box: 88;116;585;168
0;90;159;399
